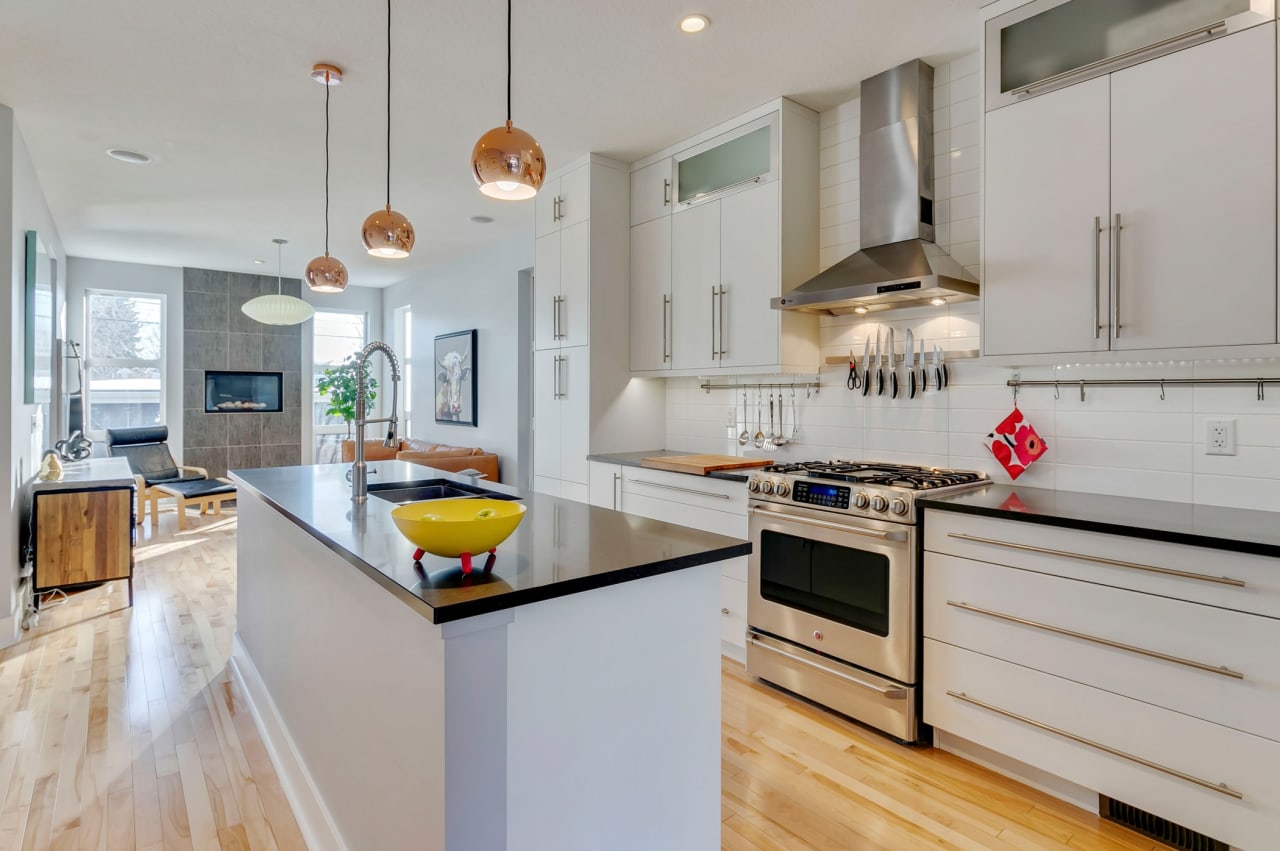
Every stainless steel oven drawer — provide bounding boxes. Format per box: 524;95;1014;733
746;630;917;741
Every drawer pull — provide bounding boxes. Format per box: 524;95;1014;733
751;508;907;542
721;607;730;615
945;533;1246;588
946;691;1244;800
629;479;732;500
946;601;1244;680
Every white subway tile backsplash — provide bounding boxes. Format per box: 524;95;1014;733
950;71;980;104
1056;465;1194;503
949;121;979;152
950;96;980;129
950;53;980;81
950;168;980;198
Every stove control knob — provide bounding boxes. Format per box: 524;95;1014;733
853;492;870;510
761;481;775;495
889;498;908;516
775;482;790;498
871;495;889;513
748;478;761;493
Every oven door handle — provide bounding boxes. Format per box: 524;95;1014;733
747;634;909;698
749;508;907;542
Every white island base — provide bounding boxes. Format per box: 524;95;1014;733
232;489;723;851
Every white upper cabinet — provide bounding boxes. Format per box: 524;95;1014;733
630;158;673;226
1109;24;1276;350
535;163;590;239
629;100;820;376
982;13;1278;360
984;77;1111;356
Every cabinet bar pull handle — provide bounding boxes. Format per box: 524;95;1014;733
945;601;1244;679
946;691;1244;800
718;285;727;357
749;634;909;698
1092;216;1102;339
944;533;1246;587
558;353;567;400
613;472;621;511
1112;213;1123;337
721;607;730;615
663;178;671;206
551;295;560;341
711;286;718;360
558;296;566;341
631;478;732;500
1011;21;1227;97
752;507;907;541
662;294;671;362
552;355;561;399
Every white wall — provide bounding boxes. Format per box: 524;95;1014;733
666;52;1280;512
66;256;184;454
3;106;67;646
382;234;533;482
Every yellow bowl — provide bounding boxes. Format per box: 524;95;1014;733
390;498;526;559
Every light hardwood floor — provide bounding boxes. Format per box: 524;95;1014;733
0;505;1157;850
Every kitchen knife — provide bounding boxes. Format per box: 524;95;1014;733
874;330;885;397
861;333;872;397
888;328;899;399
938;345;949;388
932;345;948;391
905;329;917;399
917;335;928;392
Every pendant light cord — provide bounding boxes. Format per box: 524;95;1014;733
386;0;392;205
277;242;283;294
324;76;331;255
506;0;512;122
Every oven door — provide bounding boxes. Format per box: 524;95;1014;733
747;501;916;684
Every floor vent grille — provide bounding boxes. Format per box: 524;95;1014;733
1099;796;1227;851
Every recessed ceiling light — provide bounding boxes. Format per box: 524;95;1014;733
853;306;869;315
106;149;153;164
253;259;265;264
930;297;947;306
470;215;494;224
679;14;710;33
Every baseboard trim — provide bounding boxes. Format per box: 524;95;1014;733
934;729;1098;814
230;633;349;851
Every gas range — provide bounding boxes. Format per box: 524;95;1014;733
748;461;989;525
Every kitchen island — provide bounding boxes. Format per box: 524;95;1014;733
229;461;750;851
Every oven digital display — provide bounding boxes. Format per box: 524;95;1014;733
792;481;851;509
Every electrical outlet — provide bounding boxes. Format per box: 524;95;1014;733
1206;419;1237;456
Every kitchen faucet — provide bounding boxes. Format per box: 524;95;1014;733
351;340;401;502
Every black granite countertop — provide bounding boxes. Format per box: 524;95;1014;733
230;462;751;624
585;449;760;482
918;485;1280;559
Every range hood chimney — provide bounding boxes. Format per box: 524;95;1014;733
773;59;978;316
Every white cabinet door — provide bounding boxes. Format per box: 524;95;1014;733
718;181;780;370
534;176;561;239
671;201;721;371
533;234;561;351
983;77;1111;356
588;462;622;510
1110;24;1277;350
558;346;591;485
558;164;590;230
630;218;672;371
559;222;591;347
631;158;673;225
532;349;562;482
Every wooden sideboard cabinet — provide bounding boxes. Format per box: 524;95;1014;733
30;458;136;609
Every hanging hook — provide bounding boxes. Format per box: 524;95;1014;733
1159;380;1166;401
1012;381;1019;406
1054;380;1060;401
1079;380;1086;402
1259;379;1266;402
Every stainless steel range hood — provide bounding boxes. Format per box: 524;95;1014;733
773;59;978;316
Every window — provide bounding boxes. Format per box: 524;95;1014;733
393;305;412;437
313;310;368;464
84;291;165;439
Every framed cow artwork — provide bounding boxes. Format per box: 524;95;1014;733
434;329;477;426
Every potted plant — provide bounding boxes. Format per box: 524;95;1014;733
316;356;378;438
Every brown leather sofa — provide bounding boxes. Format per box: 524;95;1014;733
339;438;500;482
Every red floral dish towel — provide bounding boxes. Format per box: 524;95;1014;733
985;407;1048;480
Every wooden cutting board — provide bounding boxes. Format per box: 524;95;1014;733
639;454;773;476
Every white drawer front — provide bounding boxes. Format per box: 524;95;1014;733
721;575;747;650
720;555;747;583
924;640;1280;851
925;510;1280;619
622;467;748;514
622;492;746;540
925;553;1280;742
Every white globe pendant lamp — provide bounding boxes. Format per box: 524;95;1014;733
242;239;316;326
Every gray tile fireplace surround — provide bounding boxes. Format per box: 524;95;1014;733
182;268;303;478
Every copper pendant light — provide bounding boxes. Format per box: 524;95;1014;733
305;64;350;293
362;0;415;258
470;0;546;200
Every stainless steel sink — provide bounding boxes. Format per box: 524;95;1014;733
368;479;520;506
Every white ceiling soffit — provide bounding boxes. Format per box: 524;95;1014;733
0;0;983;287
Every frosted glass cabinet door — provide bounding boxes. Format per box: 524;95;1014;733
630;218;672;371
533;234;561;351
533;349;561;481
983;76;1111;356
1110;24;1277;350
718;181;780;370
671;201;721;371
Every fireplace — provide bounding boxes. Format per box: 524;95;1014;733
205;370;283;413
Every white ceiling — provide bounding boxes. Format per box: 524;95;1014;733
0;0;983;287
